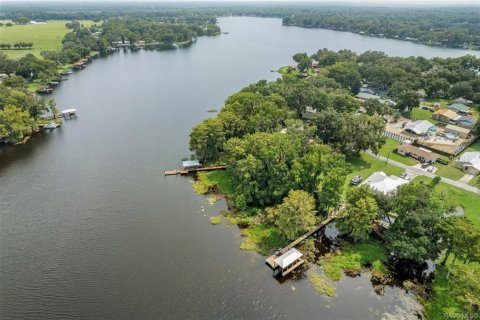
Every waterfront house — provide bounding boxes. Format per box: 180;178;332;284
448;103;471;115
362;171;409;194
397;144;439;163
455;152;480;175
404;120;436;135
444;124;471;139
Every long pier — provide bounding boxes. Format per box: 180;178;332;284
164;165;226;176
265;213;337;269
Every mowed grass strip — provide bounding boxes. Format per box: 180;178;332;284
0;20;95;59
413;176;480;229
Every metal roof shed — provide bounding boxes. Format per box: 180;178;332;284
273;248;304;277
182;160;201;169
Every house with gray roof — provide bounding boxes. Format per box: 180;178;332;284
404;120;436;135
455;152;480;175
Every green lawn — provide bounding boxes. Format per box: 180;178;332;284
378;138;417;166
345;153;404;190
434;163;465;180
193;171;234;196
469;175;479;187
424;98;450;106
0;20;95;59
410;107;434;121
465;140;480;152
413;176;480;229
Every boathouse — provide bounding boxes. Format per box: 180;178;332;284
60;109;77;117
182;160;201;169
272;248;304;277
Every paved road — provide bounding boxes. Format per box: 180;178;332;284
367;151;480;194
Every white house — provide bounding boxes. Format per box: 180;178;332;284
455;152;480;175
362;171;410;194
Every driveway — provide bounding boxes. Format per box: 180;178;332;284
460;174;475;184
367;151;480;194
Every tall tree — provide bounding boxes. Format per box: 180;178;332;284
274;190;317;241
337;185;379;242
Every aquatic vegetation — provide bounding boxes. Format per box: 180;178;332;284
320;239;387;281
209;216;222;225
239;224;287;256
308;271;337;297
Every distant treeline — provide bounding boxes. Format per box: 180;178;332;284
282;7;480;49
3;4;478;49
0;42;33;49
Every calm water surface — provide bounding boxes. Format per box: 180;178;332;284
1;17;477;320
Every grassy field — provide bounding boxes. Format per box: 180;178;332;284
434;162;465;180
344;153;404;190
0;20;95;59
413;176;480;229
378;138;418;166
193;171;234;196
410;107;435;121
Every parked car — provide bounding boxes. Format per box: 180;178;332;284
400;172;410;180
350;175;362;185
427;166;434;172
421;162;429;169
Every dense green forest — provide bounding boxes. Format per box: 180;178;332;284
0;79;50;144
282;7;480;49
189;50;480;317
2;3;479;49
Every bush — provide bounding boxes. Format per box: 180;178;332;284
431;176;442;186
437;158;449;165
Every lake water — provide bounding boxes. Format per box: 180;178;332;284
1;17;477;320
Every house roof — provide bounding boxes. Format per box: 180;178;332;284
433;108;459;120
458;152;480;165
274;248;303;269
397;144;439;162
458;116;477;125
448;103;470;112
445;124;471;135
453;97;473;105
404;120;435;135
362;171;409;194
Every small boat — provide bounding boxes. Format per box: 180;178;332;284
44;121;60;129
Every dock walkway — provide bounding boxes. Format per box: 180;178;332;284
164;165;226;176
265;213;337;269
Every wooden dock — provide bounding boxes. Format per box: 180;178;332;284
265;213;337;270
164;165;226;176
372;221;385;241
